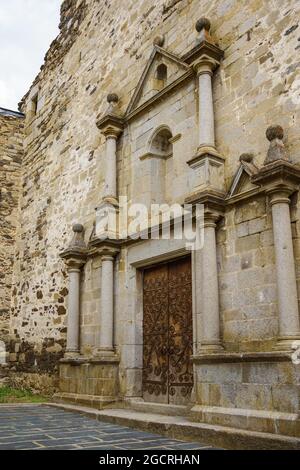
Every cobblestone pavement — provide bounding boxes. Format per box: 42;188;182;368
0;405;215;450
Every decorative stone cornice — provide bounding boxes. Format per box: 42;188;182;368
185;188;226;222
88;237;121;258
192;351;293;364
252;159;300;196
250;126;300;197
60;224;87;268
96;113;124;138
226;153;261;204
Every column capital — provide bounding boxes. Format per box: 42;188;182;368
267;188;293;206
96;93;124;138
252;160;300;197
185;188;226;223
193;57;218;75
96;114;124;139
88;238;121;259
65;259;86;271
101;254;115;262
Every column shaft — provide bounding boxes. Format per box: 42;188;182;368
271;195;300;344
200;220;222;350
198;68;215;148
99;256;115;351
104;136;117;199
66;268;81;355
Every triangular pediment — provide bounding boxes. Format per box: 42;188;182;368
228;160;259;198
126;46;190;116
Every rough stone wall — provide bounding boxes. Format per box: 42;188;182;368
0;113;23;348
11;0;300;392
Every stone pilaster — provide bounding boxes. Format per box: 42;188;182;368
60;224;87;357
252;126;300;351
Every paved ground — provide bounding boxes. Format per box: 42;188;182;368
0;405;215;450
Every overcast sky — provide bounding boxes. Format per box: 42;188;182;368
0;0;61;111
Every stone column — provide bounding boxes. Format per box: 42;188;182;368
90;243;120;356
99;255;115;352
252;126;300;350
196;61;215;148
96;93;124;203
104;134;118;199
65;262;81;356
193;18;223;152
60;224;87;358
200;212;223;351
269;189;300;349
185;192;225;353
187;19;225;195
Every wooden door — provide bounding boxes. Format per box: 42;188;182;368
142;256;193;405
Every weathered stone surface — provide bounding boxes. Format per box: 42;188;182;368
1;0;300;443
0;112;23;347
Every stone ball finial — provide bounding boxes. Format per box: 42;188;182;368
266;125;284;142
239;153;254;163
107;93;119;104
69;223;86;251
264;125;288;164
73;223;84;233
196;17;211;33
153;35;165;47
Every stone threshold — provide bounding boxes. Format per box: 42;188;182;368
192;351;292;364
47;402;300;450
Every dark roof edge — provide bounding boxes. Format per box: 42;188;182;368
0;107;25;118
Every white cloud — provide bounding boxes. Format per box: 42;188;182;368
0;0;61;110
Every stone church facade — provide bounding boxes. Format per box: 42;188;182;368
1;0;300;446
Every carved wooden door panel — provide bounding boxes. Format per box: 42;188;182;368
142;256;193;405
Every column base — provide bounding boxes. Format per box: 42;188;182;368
93;347;116;358
198;341;224;353
196;144;221;158
273;335;300;352
64;351;80;359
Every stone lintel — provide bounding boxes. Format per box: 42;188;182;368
252;160;300;196
192;351;292;364
182;41;224;67
96;113;124;137
88;238;121;258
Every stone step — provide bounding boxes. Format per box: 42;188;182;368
125;399;187;416
48;402;300;450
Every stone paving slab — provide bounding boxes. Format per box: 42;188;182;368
0;405;214;450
